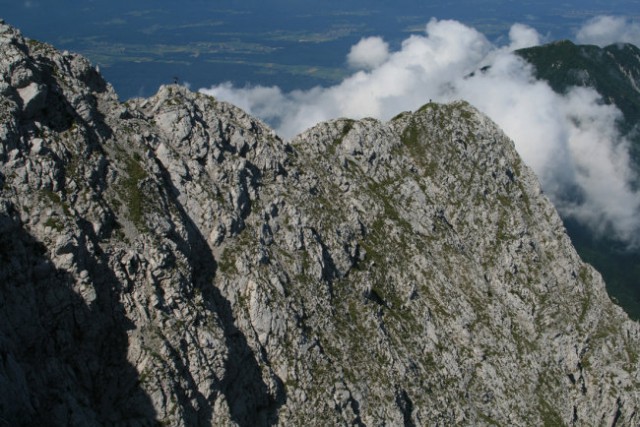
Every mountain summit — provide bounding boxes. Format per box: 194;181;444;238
1;20;639;426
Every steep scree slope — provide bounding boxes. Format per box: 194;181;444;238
1;20;640;426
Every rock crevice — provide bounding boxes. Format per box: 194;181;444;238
1;20;640;426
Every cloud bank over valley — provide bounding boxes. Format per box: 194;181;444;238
200;17;640;246
576;15;640;47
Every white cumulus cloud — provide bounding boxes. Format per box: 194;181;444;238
507;23;542;50
347;36;390;70
576;15;640;47
201;17;640;246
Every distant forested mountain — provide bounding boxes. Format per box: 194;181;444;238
517;40;640;319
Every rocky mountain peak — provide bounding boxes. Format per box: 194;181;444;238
1;20;640;426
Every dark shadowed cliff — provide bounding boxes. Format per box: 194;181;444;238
1;20;639;426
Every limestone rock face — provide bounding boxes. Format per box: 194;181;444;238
1;20;639;426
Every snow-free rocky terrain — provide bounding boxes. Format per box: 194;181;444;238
1;20;639;426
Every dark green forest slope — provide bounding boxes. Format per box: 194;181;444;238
517;40;640;319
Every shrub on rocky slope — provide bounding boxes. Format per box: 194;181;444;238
1;20;639;426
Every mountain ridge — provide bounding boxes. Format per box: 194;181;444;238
1;19;640;426
516;40;640;133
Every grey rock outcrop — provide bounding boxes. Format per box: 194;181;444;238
1;20;639;426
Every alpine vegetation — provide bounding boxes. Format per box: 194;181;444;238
1;20;640;426
202;18;640;248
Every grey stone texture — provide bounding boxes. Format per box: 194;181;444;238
1;20;639;426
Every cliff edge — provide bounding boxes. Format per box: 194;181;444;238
1;20;639;426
